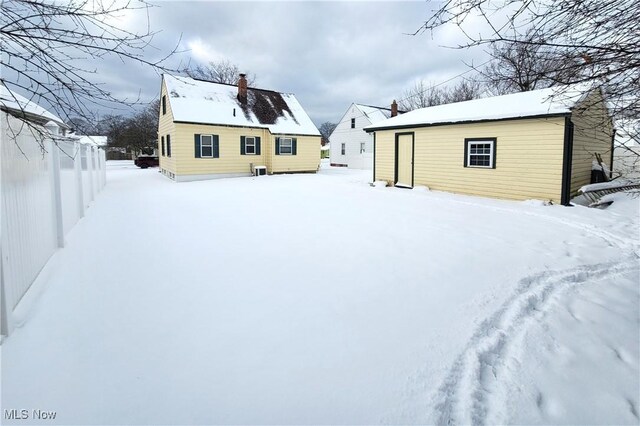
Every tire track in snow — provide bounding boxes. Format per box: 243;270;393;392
430;259;638;425
394;192;639;424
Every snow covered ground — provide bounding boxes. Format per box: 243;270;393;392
2;161;638;425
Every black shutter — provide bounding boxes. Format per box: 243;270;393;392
255;137;261;155
213;135;220;158
194;134;201;158
275;137;280;155
161;136;165;156
492;139;497;169
166;135;171;157
463;139;468;167
240;136;246;155
292;138;297;155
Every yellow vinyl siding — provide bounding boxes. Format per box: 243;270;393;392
158;80;177;174
374;131;395;182
172;123;270;176
374;117;566;202
271;135;320;173
569;90;613;194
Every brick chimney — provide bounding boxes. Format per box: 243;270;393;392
237;73;248;103
391;100;398;117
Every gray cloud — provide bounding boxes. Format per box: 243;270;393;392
9;1;489;126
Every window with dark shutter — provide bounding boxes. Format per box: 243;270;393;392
464;138;496;168
161;136;165;156
166;134;171;157
162;95;166;115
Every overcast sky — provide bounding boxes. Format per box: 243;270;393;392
16;1;491;127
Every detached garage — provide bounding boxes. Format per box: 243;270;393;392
365;86;614;205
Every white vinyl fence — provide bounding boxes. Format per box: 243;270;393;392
1;112;106;336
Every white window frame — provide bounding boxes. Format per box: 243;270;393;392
341;143;346;155
245;136;256;155
279;137;293;155
201;134;214;158
360;142;365;154
466;139;494;168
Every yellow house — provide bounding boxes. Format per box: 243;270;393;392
158;74;321;181
365;86;614;205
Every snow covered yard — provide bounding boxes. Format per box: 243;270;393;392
2;162;638;425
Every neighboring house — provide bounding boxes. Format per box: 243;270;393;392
158;74;321;182
329;102;395;169
365;86;613;205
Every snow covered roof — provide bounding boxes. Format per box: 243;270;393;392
354;104;391;124
163;74;320;136
0;83;68;128
365;85;591;132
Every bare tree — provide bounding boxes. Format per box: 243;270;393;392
184;59;257;85
318;122;337;145
477;30;582;95
105;99;159;155
399;80;447;111
443;79;483;103
1;0;179;149
399;79;482;111
414;0;639;123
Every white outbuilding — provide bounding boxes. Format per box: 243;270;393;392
329;103;395;170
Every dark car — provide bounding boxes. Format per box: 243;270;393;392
134;156;159;168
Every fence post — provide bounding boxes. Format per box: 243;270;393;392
101;149;107;189
87;145;95;202
0;247;12;336
0;114;10;336
47;133;64;248
75;142;85;218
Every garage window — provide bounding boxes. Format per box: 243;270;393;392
464;138;496;168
